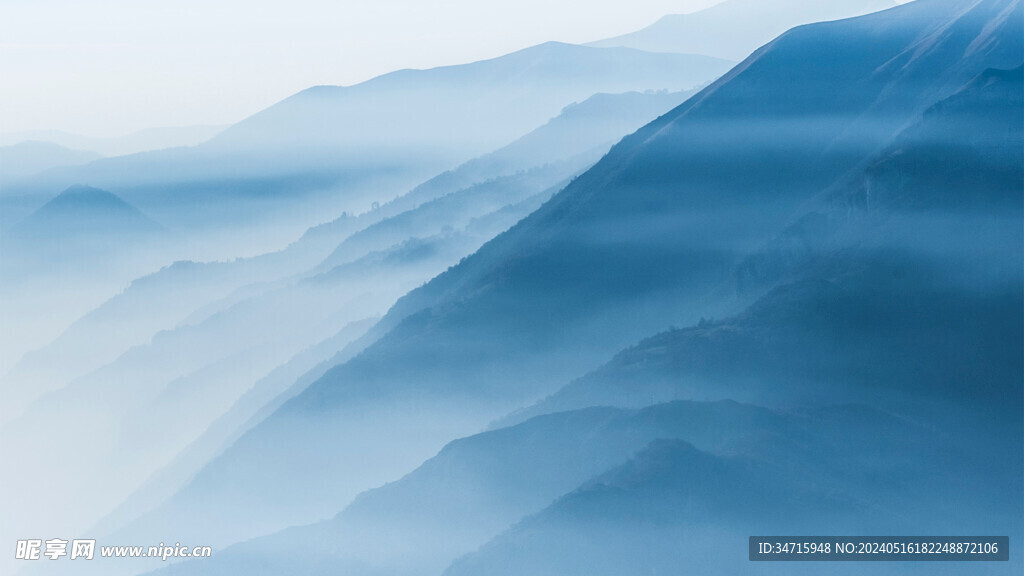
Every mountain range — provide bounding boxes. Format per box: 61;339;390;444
2;2;1020;576
89;2;1023;571
0;87;703;576
150;21;1023;572
0;44;730;258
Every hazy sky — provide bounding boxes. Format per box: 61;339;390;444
0;0;727;137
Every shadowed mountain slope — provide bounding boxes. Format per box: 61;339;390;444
134;0;1023;551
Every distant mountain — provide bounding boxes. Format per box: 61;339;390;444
125;0;1023;557
0;141;102;181
0;84;705;564
0;87;692;427
312;162;586;275
2;184;171;275
588;0;897;60
0;46;727;260
0;259;286;425
210;43;731;157
0;63;698;405
9;184;163;241
0;125;225;157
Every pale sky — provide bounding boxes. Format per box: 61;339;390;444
0;0;726;137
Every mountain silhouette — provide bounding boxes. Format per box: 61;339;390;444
123;0;1023;555
211;43;731;157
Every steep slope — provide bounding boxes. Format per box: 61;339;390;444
141;0;1023;548
334;0;1022;413
446;63;1023;575
589;0;896;60
519;62;1023;425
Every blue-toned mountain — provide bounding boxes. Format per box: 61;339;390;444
101;0;1024;556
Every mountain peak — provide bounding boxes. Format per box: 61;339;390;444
53;183;127;202
14;184;165;240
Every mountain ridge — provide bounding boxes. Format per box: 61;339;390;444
124;0;1023;555
588;0;898;59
